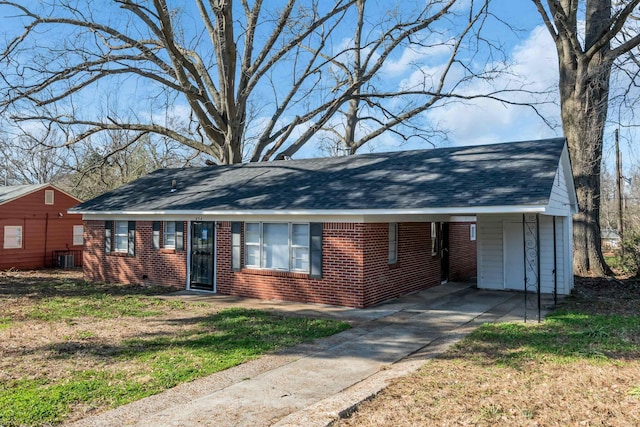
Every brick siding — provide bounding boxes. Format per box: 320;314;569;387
448;222;477;282
83;220;186;289
362;223;441;307
217;222;364;307
84;220;473;308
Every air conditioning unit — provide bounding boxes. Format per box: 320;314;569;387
58;254;74;268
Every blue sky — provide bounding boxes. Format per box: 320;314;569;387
0;0;636;173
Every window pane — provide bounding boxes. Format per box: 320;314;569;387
116;221;128;235
115;235;128;251
115;221;128;252
245;244;260;267
163;221;176;248
292;224;309;246
3;226;22;249
73;225;84;246
246;223;260;244
291;247;309;271
262;223;288;269
389;223;398;264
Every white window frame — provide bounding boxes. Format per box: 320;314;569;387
45;189;54;205
3;226;22;249
244;222;310;272
388;223;398;264
470;224;477;241
72;225;84;246
163;221;176;249
290;223;310;272
114;221;129;253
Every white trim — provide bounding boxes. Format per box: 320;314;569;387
186;220;191;290
45;189;54;205
213;221;217;293
3;225;23;249
73;205;548;217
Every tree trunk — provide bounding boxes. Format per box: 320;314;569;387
559;60;613;277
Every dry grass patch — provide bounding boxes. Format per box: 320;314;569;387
336;277;640;427
0;269;349;426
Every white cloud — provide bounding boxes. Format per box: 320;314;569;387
382;41;453;77
423;25;562;147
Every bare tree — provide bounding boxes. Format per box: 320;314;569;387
58;129;195;199
0;125;69;185
1;0;539;166
532;0;640;276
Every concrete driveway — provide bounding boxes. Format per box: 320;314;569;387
67;283;553;427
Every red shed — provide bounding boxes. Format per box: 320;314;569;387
0;184;84;270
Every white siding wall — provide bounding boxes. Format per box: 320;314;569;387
478;213;573;295
547;162;571;216
478;214;513;289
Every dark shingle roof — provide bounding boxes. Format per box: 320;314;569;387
72;138;567;213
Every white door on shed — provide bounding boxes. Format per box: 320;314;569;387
503;221;524;291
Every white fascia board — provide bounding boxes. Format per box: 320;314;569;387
77;205;546;219
561;145;579;214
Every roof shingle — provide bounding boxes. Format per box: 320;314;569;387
72;138;567;213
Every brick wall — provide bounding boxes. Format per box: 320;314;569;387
362;223;441;307
83;220;464;308
448;222;477;282
217;222;365;307
83;220;186;289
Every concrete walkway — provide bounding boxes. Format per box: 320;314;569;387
67;283;554;427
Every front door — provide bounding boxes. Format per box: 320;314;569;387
440;222;450;283
190;221;215;291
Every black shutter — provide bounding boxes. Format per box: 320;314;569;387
175;221;184;251
127;221;136;256
231;222;241;271
309;223;323;278
104;221;112;254
152;221;160;249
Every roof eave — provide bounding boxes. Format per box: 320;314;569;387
72;205;548;217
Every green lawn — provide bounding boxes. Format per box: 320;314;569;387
0;272;350;426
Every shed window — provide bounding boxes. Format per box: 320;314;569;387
73;225;84;246
470;224;476;241
114;221;129;253
244;222;309;272
388;223;398;264
45;190;54;205
3;226;22;249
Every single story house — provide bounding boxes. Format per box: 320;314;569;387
70;137;577;308
0;183;84;269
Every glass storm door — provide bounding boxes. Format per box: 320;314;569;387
190;222;215;291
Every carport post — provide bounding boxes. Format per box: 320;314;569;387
536;214;541;323
522;214;528;323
